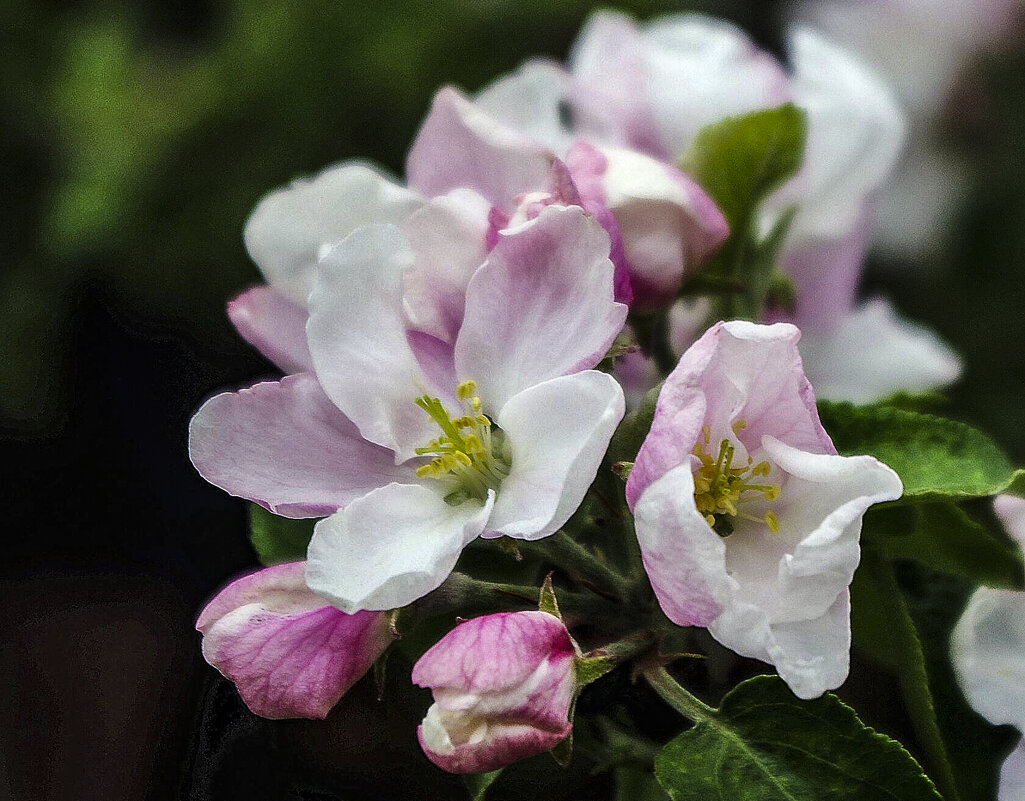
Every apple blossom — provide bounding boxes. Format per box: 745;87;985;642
412;611;576;774
190;205;626;613
196;561;393;719
625;321;903;699
952;495;1025;801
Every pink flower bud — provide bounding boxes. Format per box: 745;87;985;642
196;561;392;719
412;611;576;773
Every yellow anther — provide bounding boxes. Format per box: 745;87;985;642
701;425;711;444
456;380;477;401
692;431;782;538
765;511;780;534
731;419;747;434
752;461;771;477
704;514;716;527
472;397;482;412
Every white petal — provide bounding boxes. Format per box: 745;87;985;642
244;163;422;304
475;60;576;154
307;224;436;461
489;372;625;540
455;205;626;411
798;299;962;404
777;28;906;245
402;189;490;345
306;484;494;613
952;586;1025;732
1001;739;1025;801
995;495;1025;552
766;591;851;700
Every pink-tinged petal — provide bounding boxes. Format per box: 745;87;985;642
307;224;437;461
627;321;832;508
774;29;906;247
305;484;494;613
455;205;627;411
402;189;490;345
632;464;730;627
781;211;872;329
634;14;791;157
196;562;392;719
1000;739;1025;801
227;286;312;373
488;372;625;541
613;347;660;412
797;299;962;403
406;87;555;210
475;59;576;154
995;495;1025;552
597;147;728;309
188;374;414;518
952;586;1025;732
763;591;851;700
568;11;667;156
668;297;713;357
244;162;422;305
413;611;575;774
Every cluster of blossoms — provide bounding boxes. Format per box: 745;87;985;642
187;10;1024;796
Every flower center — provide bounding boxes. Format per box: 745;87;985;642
692;421;781;537
414;380;511;504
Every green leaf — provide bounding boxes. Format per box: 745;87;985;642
882;502;1022;589
679;104;807;231
655;675;940;801
463;769;502;801
608;384;660;465
817;401;1019;500
247;503;316;566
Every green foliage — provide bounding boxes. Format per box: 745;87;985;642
679;104;807;232
247;503;315;565
818;401;1020;501
608;384;660;465
654;676;941;801
464;770;503;801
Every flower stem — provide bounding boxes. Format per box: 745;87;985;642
642;665;716;724
519;530;634;602
860;545;961;801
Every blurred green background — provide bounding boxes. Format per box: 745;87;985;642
2;1;1024;799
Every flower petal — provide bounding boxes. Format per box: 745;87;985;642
401;189;490;345
244;162;422;304
995;495;1025;552
227;285;312;373
406;87;555;210
455;205;627;411
307;224;437;460
776;28;906;246
196;562;392;719
797;299;962;404
305;484;494;613
475;59;576;154
632;464;731;627
188;373;413;518
1000;739;1025;801
764;591;851;700
488;371;625;540
952;586;1025;732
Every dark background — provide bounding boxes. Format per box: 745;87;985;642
2;1;1024;798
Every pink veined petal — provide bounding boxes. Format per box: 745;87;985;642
243;162;422;305
196;562;392;719
455;205;627;411
488;372;624;541
568;10;667;156
632;464;730;627
307;224;438;462
413;611;576;774
188;373;415;518
406;87;555;211
401;189;491;345
227;285;312;373
305;484;494;613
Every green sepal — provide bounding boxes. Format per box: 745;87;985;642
538;572;562;619
608;384;660;465
463;769;503;801
550;731;573;769
655;675;941;800
575;653;618;687
818;401;1021;501
247;503;316;566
